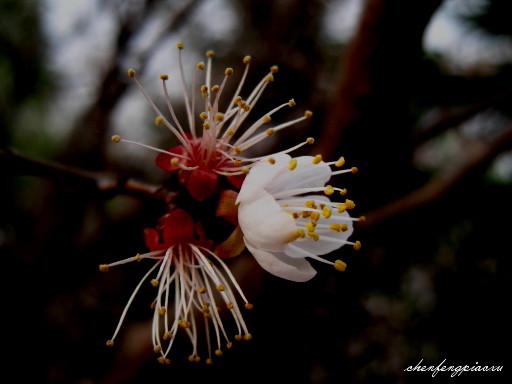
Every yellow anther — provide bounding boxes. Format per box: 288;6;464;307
163;331;172;340
226;342;233;349
224;67;233;76
243;104;251;111
296;228;306;238
265;74;274;83
312;154;323;164
206;359;214;365
241;166;249;174
306;137;315;144
304;200;316;208
203;122;210;130
194;356;201;363
159;73;169;80
180;320;191;328
245;303;254;310
302;211;311;218
233;96;242;104
243;333;253;341
310;212;320;222
150;279;159;287
335;157;345;167
127;68;135;78
322;206;332;219
153;345;162;353
266;128;275;136
201;84;208;93
292;212;299;219
324;185;334;195
270;65;279;73
262;115;271;123
158;307;166;315
334;260;347;272
170;157;180;167
345;199;356;209
288;158;297;170
243;55;251;64
199;111;208;120
214;113;224;122
99;264;108;272
351;167;358;174
111;135;120;143
176;42;183;49
153;115;164;126
106;340;114;347
188;355;196;362
337;204;346;213
233;159;242;166
205;50;214;57
308;231;320;241
226;302;234;309
304;110;313;118
211;85;220;92
267;157;275;164
305;222;316;232
353;241;362;250
203;312;212;319
341;224;349;232
215;349;223;356
198;287;206;294
134;253;142;261
150;302;156;309
157;356;171;364
329;223;341;232
234;147;242;154
235;334;243;341
340;188;347;196
358;216;366;222
288;99;296;107
197;62;205;70
216;284;225;291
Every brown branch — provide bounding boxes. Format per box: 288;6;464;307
2;148;176;201
411;86;512;146
359;126;512;229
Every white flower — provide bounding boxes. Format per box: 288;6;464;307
237;153;362;282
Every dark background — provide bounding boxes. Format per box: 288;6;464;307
1;0;510;383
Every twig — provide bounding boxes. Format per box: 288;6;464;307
411;86;512;146
2;148;175;201
359;126;512;228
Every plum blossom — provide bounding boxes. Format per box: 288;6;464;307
111;42;313;201
236;153;363;282
100;209;253;365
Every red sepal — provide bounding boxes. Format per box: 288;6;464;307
155;145;187;171
179;168;218;201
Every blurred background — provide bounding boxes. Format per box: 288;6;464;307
1;0;510;383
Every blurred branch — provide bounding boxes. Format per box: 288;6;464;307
359;126;512;228
411;86;512;146
2;148;176;202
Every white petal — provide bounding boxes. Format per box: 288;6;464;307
244;238;317;282
238;190;298;252
237;153;291;203
266;156;332;196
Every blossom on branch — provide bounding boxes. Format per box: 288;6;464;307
100;208;252;365
111;43;313;201
237;153;363;282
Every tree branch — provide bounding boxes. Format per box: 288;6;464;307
2;148;176;202
359;126;512;228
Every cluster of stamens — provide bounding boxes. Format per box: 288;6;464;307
100;243;253;365
111;43;314;179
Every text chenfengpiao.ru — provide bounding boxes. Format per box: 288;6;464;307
404;359;503;377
